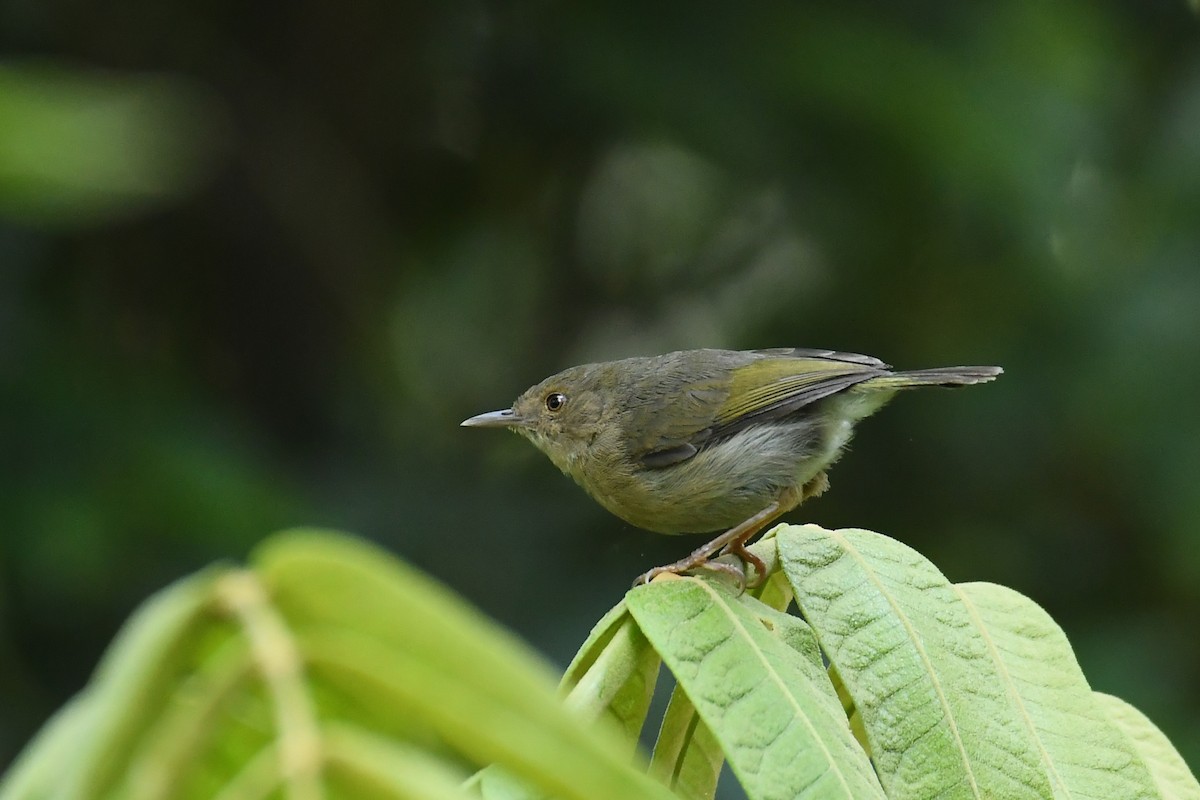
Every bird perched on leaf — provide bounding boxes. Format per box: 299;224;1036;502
462;348;1001;586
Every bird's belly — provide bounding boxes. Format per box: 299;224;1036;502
585;422;832;534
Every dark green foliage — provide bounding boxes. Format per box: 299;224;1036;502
2;0;1200;778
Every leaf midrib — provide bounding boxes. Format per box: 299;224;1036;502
826;529;983;799
692;579;860;799
955;586;1069;799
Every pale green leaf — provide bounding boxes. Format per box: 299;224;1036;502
649;683;723;800
1097;693;1200;799
254;530;675;800
956;582;1157;799
322;724;475;800
119;637;256;800
469;605;662;800
827;665;869;757
627;576;885;800
67;569;227;799
560;600;633;689
752;567;795;615
475;769;546;800
0;567;237;800
0;693;98;799
2;530;676;800
778;524;1055;799
562;614;660;743
643;544;793;800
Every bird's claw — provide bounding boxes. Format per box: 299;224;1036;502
632;562;705;587
632;566;668;586
632;549;763;591
718;542;767;589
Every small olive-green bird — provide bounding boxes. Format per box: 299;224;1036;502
462;348;1001;586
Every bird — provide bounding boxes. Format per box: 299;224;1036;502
462;347;1001;586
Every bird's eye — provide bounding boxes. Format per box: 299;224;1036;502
545;392;567;412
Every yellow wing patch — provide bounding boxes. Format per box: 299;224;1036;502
714;357;876;426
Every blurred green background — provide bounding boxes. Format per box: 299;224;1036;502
2;0;1199;780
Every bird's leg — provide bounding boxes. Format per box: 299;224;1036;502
632;500;786;587
632;475;823;588
717;479;812;587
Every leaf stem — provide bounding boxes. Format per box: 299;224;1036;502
216;570;323;800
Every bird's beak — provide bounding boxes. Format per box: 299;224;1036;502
460;409;523;428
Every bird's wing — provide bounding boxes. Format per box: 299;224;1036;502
710;355;882;431
636;351;885;469
750;347;891;369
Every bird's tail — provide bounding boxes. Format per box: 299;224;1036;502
857;365;1003;391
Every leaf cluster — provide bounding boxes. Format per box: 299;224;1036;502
2;525;1196;800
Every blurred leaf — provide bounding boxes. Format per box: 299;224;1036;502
0;530;675;800
4;523;1198;800
0;62;229;225
469;601;661;800
0;695;97;799
321;725;478;800
0;565;227;798
253;531;674;800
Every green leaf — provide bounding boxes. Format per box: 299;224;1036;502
63;568;228;799
468;602;661;800
627;576;885;800
746;531;794;614
642;550;792;800
561;600;634;689
827;665;869;757
648;683;723;800
1;530;676;800
1097;693;1200;799
778;523;1194;800
0;693;98;799
118;635;257;799
0;62;228;224
561;613;660;743
9;524;1195;800
474;768;550;800
322;724;476;800
253;530;675;800
780;524;1059;798
558;598;661;745
956;582;1158;798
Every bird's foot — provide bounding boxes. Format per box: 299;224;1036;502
632;496;793;588
631;550;760;590
633;526;774;590
632;557;708;587
718;540;767;588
